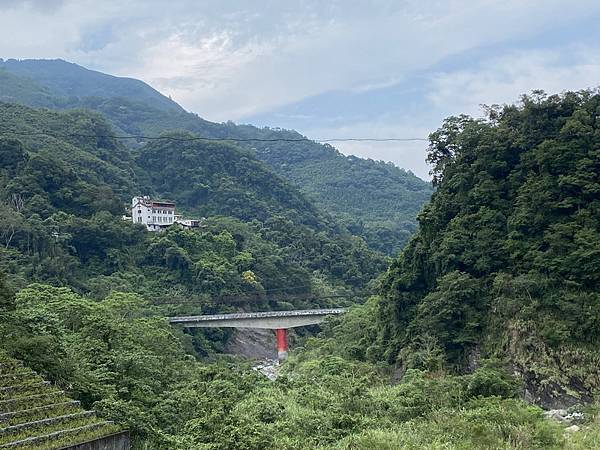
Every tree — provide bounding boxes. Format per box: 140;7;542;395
0;202;24;248
0;271;14;310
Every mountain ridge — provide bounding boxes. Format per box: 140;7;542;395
0;58;183;112
0;58;432;254
0;102;386;301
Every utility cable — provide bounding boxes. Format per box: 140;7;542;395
154;291;377;305
0;130;428;143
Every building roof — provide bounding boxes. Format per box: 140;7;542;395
150;202;175;208
133;197;175;208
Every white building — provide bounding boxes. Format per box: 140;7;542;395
132;196;176;231
175;217;203;229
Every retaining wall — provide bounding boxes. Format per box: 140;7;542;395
61;431;130;450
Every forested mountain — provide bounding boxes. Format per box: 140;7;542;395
0;58;182;112
0;58;432;254
372;91;600;408
249;137;432;254
0;103;386;313
1;89;599;449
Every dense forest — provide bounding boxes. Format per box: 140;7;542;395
373;91;600;406
0;58;432;254
0;59;599;449
6;284;598;449
0;103;386;317
247;135;432;255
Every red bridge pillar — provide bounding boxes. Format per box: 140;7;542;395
275;328;288;361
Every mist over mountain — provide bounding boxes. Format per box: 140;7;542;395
0;58;432;255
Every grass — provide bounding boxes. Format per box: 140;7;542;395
0;353;123;449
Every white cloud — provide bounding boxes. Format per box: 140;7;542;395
297;43;600;180
1;0;599;178
3;0;595;120
428;46;600;117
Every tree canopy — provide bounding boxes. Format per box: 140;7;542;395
376;90;600;406
0;59;432;255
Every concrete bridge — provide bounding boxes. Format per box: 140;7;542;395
169;309;345;360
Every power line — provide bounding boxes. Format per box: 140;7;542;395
0;130;428;143
147;282;369;305
154;291;375;305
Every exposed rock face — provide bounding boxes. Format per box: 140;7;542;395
517;367;594;410
224;328;276;360
465;345;481;373
543;409;585;424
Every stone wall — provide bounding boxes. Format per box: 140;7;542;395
61;431;130;450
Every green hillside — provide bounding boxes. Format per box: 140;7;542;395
246;135;432;254
0;59;431;255
0;58;182;112
1;89;599;449
374;91;600;407
0;69;58;108
0;103;386;312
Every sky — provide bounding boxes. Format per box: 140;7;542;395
1;0;599;179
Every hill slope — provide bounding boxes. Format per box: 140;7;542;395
375;91;600;408
0;58;432;254
0;103;386;308
1;89;599;449
0;58;182;112
246;134;432;254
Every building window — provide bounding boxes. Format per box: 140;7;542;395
138;217;142;223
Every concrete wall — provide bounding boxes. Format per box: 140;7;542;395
61;431;130;450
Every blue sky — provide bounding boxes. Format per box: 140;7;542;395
1;0;599;179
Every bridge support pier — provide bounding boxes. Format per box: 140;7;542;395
275;328;288;361
169;309;346;362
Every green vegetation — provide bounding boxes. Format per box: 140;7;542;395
0;59;432;255
0;352;119;449
0;58;182;112
375;91;600;407
1;60;599;448
4;285;598;449
0;103;386;312
247;135;432;255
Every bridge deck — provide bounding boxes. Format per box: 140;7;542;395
169;308;345;323
169;308;345;329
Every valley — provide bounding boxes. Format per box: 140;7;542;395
0;60;598;449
